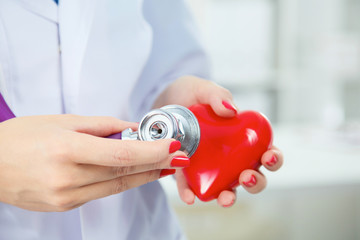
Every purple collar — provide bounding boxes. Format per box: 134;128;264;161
0;93;16;122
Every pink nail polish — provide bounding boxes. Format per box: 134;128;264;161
169;141;181;154
266;155;278;167
242;175;256;188
223;199;235;208
222;100;237;114
171;156;190;167
160;169;176;178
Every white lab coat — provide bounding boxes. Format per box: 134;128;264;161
0;0;209;239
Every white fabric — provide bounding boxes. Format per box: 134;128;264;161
0;0;209;239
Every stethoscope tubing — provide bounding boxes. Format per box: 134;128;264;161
0;93;15;122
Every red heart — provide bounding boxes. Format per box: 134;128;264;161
183;104;273;201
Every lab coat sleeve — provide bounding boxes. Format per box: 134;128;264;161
128;0;211;121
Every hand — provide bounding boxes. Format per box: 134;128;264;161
0;115;188;212
154;76;284;207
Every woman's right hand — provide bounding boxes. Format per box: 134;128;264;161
0;115;188;212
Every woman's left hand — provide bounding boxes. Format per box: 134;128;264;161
153;76;284;207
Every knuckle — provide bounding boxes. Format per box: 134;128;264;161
112;146;133;165
50;194;75;211
112;178;129;194
47;137;72;162
113;166;131;177
60;203;83;212
47;169;75;191
152;157;163;170
48;176;72;192
145;171;157;184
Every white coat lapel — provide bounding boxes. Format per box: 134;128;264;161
19;0;58;23
58;0;97;113
0;64;7;101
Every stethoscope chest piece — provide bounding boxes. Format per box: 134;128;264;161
122;105;200;157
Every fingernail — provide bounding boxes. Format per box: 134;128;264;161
222;194;235;208
266;155;278;167
223;199;235;208
160;169;176;178
242;175;257;188
171;156;190;167
169;141;181;154
222;100;237;114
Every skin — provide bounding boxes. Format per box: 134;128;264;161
0;115;187;211
0;76;283;211
153;76;284;207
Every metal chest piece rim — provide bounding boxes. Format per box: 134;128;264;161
123;105;200;157
160;105;200;157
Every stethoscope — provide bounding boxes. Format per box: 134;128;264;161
0;92;200;157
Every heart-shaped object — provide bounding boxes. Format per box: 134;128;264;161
183;104;273;201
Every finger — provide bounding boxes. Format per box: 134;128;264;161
14;199;85;212
197;82;238;118
70;159;188;187
49;114;138;137
261;145;284;171
217;189;236;208
69;134;188;167
239;170;267;194
71;115;138;137
209;97;238;118
72;169;165;204
175;170;196;205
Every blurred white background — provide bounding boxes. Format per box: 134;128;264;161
160;0;360;239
